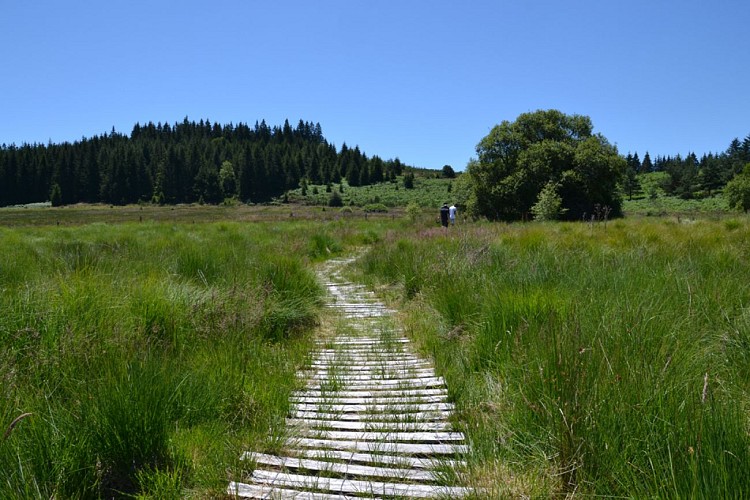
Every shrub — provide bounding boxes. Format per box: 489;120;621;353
531;181;567;221
328;191;343;207
363;203;388;213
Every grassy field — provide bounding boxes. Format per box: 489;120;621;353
286;176;457;209
3;202;749;498
352;216;750;497
0;213;397;498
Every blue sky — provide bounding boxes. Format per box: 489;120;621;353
2;1;748;170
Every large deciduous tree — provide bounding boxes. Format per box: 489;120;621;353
467;109;625;220
724;164;750;212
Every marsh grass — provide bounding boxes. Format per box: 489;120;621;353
354;216;750;497
0;217;397;498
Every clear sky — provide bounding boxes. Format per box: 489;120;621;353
2;0;748;170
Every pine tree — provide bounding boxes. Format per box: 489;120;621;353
641;152;653;172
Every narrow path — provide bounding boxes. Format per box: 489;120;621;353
228;257;472;499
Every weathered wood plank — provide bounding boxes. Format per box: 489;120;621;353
292;402;455;414
290;395;448;405
291;437;468;455
294;429;466;442
305;377;446;390
280;448;466;469
228;481;353;499
249;471;474;498
292;388;448;399
303;368;439;380
291;410;454;422
309;360;431;369
286;418;454;432
244;452;440;481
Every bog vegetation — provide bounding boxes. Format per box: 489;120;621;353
353;217;750;497
0;216;387;498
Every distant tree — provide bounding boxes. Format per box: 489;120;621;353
403;171;415;189
641;152;654;172
49;183;63;207
328;189;343;207
468;109;624;220
724;165;750;212
219;160;237;197
441;164;456;178
623;165;642;200
531;181;566;221
661;153;698;199
193;161;222;204
699;154;723;196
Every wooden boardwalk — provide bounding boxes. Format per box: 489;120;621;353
228;257;472;499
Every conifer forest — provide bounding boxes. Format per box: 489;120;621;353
0;118;407;207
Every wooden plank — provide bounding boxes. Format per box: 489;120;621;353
228;481;353;499
280;448;466;469
291;410;454;422
244;452;440;481
292;388;448;399
315;349;411;355
250;470;473;498
286;418;454;432
294;429;466;442
308;363;432;372
292;402;455;414
321;338;409;345
290;395;448;405
312;354;412;362
305;377;446;390
310;358;429;366
291;437;468;455
303;369;439;380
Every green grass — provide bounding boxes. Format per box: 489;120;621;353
288;175;457;208
6;202;749;497
353;216;750;497
624;193;730;216
0;215;399;498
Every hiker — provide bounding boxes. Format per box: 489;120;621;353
449;203;457;225
440;203;449;227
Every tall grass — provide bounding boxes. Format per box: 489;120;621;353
354;217;750;497
0;218;388;498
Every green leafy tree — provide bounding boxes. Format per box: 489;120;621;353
193;161;222;204
531;181;566;221
219;160;237;198
468;109;624;220
441;164;456;178
724;165;750;212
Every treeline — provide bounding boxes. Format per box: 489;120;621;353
625;134;750;199
0;118;407;206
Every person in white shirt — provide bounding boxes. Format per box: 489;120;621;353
449;203;457;225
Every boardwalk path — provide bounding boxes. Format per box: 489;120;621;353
228;256;472;499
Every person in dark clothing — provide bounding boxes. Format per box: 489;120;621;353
440;203;449;227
